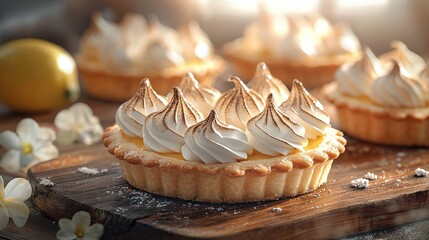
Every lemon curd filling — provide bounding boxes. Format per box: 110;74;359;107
120;129;325;162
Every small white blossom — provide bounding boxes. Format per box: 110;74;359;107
0;118;58;172
0;176;32;230
57;211;104;240
55;103;103;145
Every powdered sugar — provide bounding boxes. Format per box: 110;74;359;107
364;172;378;180
415;168;428;177
351;178;369;188
39;178;54;187
271;207;282;213
78;167;109;175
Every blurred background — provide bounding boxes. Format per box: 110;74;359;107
1;0;429;57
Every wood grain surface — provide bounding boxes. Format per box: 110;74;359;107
27;137;429;240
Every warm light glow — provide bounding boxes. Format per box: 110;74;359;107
300;37;317;56
57;55;75;74
194;43;210;59
197;0;319;17
336;0;389;9
340;35;359;52
314;18;331;37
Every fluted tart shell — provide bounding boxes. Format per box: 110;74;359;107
223;45;360;89
76;56;225;102
322;82;429;146
103;124;346;203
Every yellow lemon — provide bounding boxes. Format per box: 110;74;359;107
0;39;80;112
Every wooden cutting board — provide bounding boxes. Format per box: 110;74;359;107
27;136;429;240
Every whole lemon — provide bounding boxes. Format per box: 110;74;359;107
0;39;80;112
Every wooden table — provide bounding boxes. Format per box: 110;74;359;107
0;96;428;239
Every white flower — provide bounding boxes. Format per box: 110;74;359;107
0;176;32;230
57;211;104;240
54;103;103;145
0;118;58;172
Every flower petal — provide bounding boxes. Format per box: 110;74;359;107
0;131;21;150
0;204;10;230
33;144;59;162
4;178;31;201
56;230;78;240
19;153;37;169
83;223;104;240
55;110;75;131
79;125;103;145
0;150;22;172
16;118;40;143
38;127;56;142
4;200;29;227
57;218;77;240
56;130;77;145
72;211;91;231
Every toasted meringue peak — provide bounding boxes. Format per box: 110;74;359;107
179;21;214;60
279;80;330;139
182;110;253;164
85;12;130;69
115;79;168;137
419;64;429;86
214;76;265;130
247;62;290;106
371;61;429;107
168;72;221;117
143;87;203;153
246;94;308;156
120;13;148;60
336;47;384;97
380;41;425;77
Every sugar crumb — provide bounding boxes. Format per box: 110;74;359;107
100;168;109;174
271;207;282;213
415;168;428;177
364;172;378;180
39;178;54;187
78;167;100;175
351;178;369;188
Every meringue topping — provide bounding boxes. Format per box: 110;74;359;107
279;80;330;139
83;12;130;70
270;13;360;61
182;110;253;164
247;62;289;106
214;77;265;130
419;65;429;86
115;79;168;137
168;72;221;117
380;41;425;77
371;61;429;108
179;21;214;61
336;47;384;97
120;13;148;60
79;13;217;73
141;40;185;71
241;5;288;55
143;87;203;153
246;94;308;156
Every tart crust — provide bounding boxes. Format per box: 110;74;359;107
103;125;346;203
322;82;429;146
223;44;359;89
76;56;225;102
